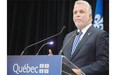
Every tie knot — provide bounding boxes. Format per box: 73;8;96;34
79;31;83;35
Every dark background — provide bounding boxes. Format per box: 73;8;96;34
7;0;109;55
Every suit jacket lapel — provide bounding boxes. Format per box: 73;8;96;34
70;25;94;60
63;30;77;60
67;35;75;60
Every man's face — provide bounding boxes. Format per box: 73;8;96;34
73;4;91;30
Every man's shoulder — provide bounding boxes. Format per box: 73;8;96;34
90;25;108;34
66;30;77;36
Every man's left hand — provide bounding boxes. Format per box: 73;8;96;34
72;68;81;75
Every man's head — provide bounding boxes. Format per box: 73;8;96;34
73;0;92;30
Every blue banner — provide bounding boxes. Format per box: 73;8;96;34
93;0;103;30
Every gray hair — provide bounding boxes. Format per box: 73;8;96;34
74;0;92;14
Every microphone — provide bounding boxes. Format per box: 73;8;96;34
21;26;66;55
36;41;54;55
59;31;79;55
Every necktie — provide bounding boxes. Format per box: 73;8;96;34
71;31;83;55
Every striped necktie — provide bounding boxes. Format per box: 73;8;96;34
71;31;83;55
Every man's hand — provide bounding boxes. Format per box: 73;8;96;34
72;69;81;75
48;49;53;55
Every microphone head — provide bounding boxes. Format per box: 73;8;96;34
48;41;54;45
63;26;66;29
59;26;66;34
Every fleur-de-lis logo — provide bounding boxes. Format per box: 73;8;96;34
94;14;103;30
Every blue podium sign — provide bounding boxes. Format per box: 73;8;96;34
8;55;62;75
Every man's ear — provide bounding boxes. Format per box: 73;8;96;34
89;13;92;21
89;13;92;18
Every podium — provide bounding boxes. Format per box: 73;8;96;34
8;55;85;75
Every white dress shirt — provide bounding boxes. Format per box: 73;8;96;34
77;23;92;41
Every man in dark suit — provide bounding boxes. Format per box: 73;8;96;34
49;0;109;75
61;0;109;75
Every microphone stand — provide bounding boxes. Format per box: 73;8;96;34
21;26;66;55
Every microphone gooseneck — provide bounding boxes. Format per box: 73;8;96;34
36;41;54;55
36;42;49;55
21;26;66;55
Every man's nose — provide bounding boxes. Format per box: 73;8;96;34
76;12;81;17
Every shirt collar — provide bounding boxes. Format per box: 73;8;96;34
77;23;92;34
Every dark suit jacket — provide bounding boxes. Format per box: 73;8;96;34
62;25;109;75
